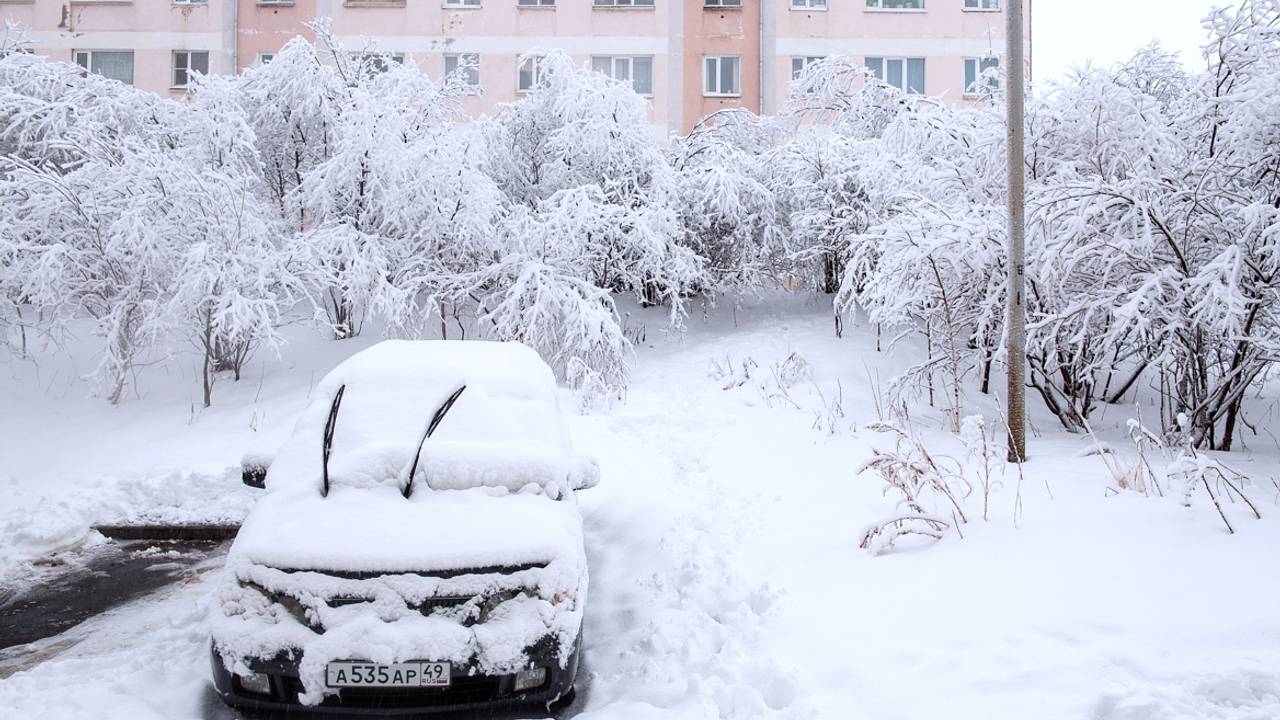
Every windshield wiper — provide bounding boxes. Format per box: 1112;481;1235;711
320;384;347;497
402;384;466;498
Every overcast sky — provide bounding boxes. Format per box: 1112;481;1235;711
1032;0;1226;83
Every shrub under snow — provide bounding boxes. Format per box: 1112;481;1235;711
2;1;1280;443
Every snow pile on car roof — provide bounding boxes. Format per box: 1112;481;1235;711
266;340;578;493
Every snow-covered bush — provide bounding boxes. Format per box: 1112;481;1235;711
0;52;177;174
483;51;705;317
838;101;1006;428
457;192;635;403
0;153;177;402
244;25;496;340
671;110;786;294
4;2;1279;435
823;1;1280;448
786;56;913;141
1027;1;1280;448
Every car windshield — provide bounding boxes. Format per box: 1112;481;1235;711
263;342;579;495
319;381;574;495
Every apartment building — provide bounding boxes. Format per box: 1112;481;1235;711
1;0;1030;135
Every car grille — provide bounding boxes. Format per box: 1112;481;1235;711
327;595;471;611
320;595;475;628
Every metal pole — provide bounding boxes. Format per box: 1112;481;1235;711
1005;0;1027;463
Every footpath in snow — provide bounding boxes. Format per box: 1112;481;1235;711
2;301;1279;720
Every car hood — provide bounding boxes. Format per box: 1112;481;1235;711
230;484;584;575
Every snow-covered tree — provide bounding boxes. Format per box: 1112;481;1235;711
1028;1;1280;447
483;51;705;317
459;192;634;402
785;56;914;141
671;110;786;294
831;100;1007;427
0;151;180;403
0;51;178;173
158;75;297;406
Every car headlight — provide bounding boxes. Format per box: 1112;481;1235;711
237;670;273;696
514;666;547;692
275;592;311;626
477;590;522;623
240;580;316;629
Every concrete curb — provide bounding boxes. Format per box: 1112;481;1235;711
92;524;241;542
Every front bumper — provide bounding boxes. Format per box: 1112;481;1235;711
209;635;580;717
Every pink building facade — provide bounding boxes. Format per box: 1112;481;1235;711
2;0;1031;134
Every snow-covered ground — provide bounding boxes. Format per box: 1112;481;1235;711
2;299;1279;720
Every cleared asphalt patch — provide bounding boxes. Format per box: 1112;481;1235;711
0;537;231;652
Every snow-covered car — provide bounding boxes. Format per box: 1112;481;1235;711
209;340;598;715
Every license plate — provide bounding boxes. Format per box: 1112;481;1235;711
326;661;451;688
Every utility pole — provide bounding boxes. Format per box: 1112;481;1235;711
1005;0;1027;463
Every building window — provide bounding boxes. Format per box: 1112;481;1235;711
593;0;654;7
171;50;209;88
172;0;208;4
865;0;924;9
517;55;544;92
963;0;999;9
591;55;654;95
705;0;741;7
964;56;999;95
444;53;480;91
703;55;740;97
791;0;827;9
73;50;135;85
865;56;926;94
257;53;275;65
790;56;824;80
517;0;555;5
443;0;480;7
350;52;404;76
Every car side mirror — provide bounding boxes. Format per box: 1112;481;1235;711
568;454;600;491
241;451;273;490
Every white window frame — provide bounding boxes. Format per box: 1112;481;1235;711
963;0;999;9
865;0;925;10
703;55;741;97
171;50;209;88
73;50;135;86
517;55;544;93
517;0;555;5
791;0;827;9
443;0;480;7
964;56;1000;96
590;55;655;96
444;53;481;92
593;0;655;7
790;55;824;80
705;0;742;7
172;0;209;5
865;56;926;94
